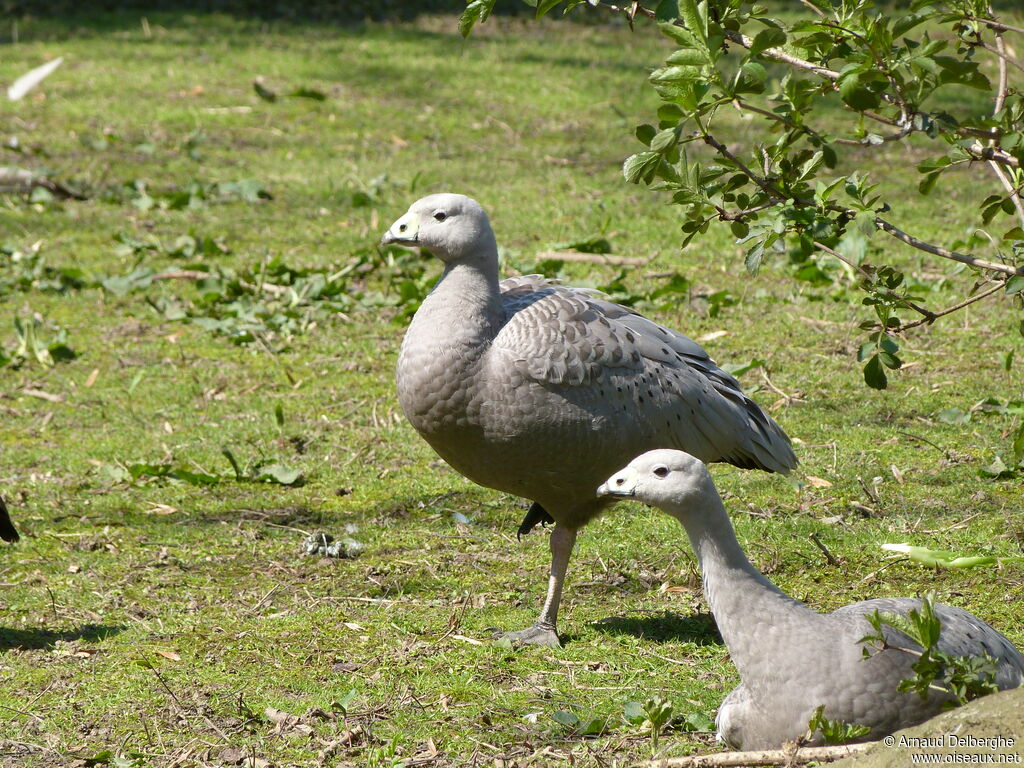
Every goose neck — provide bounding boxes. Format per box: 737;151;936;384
678;494;816;676
416;256;503;339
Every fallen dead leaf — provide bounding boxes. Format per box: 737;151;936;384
145;503;179;515
264;706;313;737
155;649;180;661
659;584;692;593
804;475;833;488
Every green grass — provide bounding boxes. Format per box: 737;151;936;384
1;10;1022;768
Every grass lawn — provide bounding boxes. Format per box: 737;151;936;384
0;8;1022;768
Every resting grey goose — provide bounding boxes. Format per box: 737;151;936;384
599;449;1024;748
382;193;797;647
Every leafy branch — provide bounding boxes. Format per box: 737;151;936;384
859;592;1001;708
464;0;1024;394
805;706;870;746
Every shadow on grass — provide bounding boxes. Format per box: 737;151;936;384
0;623;126;652
592;610;722;646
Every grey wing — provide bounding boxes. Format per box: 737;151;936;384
494;277;640;387
492;278;797;473
587;296;796;472
833;598;1024;689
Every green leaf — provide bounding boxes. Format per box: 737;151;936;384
750;27;786;55
918;172;941;195
254;464;305;486
221;447;244;480
659;21;700;49
635;123;656;146
1002;350;1015;372
815;176;847;205
577;716;608;736
744;242;764;275
48;343;77;363
29;185;54;203
978;455;1017;479
551;710;580;728
655;0;679;21
734;61;766;94
253;80;277;102
1012;423;1024;466
623;152;661;184
650;65;702;85
878;349;902;370
553;236;613;254
650;127;677;152
274;403;285;428
839;72;881;112
936;408;970;425
623;700;646;725
459;0;495;37
290;86;326;101
683;711;716;732
172;468;222;486
881;543;1011;569
892;12;930;39
798;150;824;181
934;56;991;90
656;103;685;125
1005;275;1024;295
535;0;563;18
863;354;888;389
666;47;708;66
722;359;764;378
677;0;706;45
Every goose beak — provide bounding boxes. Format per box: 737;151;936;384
597;466;638;498
381;211;419;246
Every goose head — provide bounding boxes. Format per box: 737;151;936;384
597;449;716;517
381;193;495;264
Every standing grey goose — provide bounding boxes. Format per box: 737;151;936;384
0;496;18;542
382;193;797;647
599;449;1024;748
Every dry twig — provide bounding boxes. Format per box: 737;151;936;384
632;742;872;767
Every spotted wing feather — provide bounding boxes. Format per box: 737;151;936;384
492;277;797;474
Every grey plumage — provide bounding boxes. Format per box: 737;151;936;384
599;449;1024;749
383;193;797;646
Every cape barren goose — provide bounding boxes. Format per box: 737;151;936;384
599;449;1024;747
383;193;796;647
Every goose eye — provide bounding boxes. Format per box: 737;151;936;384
433;211;447;222
652;465;669;478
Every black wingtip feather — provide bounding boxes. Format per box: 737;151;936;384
517;501;555;540
0;497;19;543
